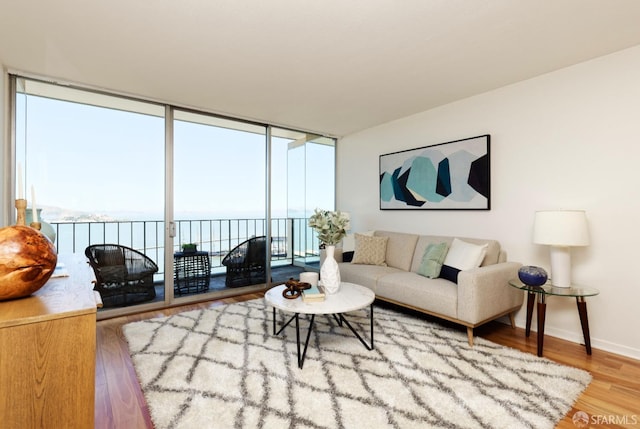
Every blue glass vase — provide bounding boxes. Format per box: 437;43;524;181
518;266;548;286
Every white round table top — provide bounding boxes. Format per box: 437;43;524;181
264;282;375;315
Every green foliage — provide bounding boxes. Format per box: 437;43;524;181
308;209;351;246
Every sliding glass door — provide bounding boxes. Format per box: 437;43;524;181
172;110;267;295
14;77;166;311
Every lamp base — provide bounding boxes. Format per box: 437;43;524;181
549;245;572;287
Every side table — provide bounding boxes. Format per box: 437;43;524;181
174;251;211;295
509;279;599;357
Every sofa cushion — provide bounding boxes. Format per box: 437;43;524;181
376;272;458;318
410;236;501;271
456;237;501;266
374;231;419;271
341;231;374;252
338;262;401;292
443;238;488;270
351;234;389;266
439;265;461;283
417;242;448;278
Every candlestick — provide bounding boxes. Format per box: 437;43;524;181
31;186;38;223
17;162;23;200
30;221;41;231
15;199;27;226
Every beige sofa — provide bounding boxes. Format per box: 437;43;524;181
335;230;523;345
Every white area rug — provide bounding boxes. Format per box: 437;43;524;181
123;299;591;429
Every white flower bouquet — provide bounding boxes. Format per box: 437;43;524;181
308;209;351;246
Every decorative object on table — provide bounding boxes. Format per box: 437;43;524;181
299;271;319;287
15;199;27;226
518;265;548;286
25;208;56;243
302;284;325;303
281;278;310;299
0;225;58;301
320;245;342;294
308;208;350;294
533;210;589;287
380;134;490;210
181;243;197;253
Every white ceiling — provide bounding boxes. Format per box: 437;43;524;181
2;0;640;137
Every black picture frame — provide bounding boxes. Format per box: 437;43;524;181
379;134;490;210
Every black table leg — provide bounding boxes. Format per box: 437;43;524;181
270;304;375;369
576;297;593;355
525;292;535;337
298;314;316;369
536;293;546;357
338;304;374;351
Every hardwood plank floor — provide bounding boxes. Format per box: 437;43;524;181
95;293;640;428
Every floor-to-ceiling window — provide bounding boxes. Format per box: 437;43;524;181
9;75;335;316
282;131;336;266
173;110;267;294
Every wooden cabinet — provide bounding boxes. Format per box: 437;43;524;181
0;254;98;429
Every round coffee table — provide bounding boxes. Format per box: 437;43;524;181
264;282;375;368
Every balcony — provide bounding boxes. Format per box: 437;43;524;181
49;217;321;306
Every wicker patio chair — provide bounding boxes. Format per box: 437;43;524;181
85;244;158;307
222;236;268;287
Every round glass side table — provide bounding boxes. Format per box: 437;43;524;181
508;279;599;357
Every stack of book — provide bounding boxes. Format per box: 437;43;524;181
302;285;326;302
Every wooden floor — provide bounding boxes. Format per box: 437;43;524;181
95;293;640;429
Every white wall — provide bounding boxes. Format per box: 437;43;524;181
337;44;640;359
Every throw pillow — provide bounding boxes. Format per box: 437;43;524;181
351;233;388;266
417;242;448;278
439;265;461;283
442;238;488;271
342;251;354;262
341;231;374;253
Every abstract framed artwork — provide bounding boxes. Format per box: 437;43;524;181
379;134;490;210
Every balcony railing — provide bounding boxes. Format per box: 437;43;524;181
49;217;321;277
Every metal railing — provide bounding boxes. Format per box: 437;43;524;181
49;217;321;276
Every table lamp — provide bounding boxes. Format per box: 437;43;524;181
533;210;589;288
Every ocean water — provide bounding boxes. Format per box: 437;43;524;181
49;215;319;275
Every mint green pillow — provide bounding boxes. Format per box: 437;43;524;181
417;242;448;278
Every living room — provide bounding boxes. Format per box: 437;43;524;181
1;1;640;428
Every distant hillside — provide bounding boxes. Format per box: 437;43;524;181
40;206;121;223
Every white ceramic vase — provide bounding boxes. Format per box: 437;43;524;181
320;245;341;294
25;208;56;243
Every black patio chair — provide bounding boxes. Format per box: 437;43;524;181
85;244;158;307
222;236;268;287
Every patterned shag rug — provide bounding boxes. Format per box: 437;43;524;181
123;298;591;429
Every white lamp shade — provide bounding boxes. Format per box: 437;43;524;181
533;210;590;247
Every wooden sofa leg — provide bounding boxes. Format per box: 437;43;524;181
509;312;516;329
467;327;474;346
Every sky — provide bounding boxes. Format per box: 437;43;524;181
15;90;335;222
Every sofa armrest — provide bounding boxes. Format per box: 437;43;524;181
456;261;524;324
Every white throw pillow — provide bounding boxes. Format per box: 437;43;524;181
443;238;488;270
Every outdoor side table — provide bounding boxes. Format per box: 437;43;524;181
174;251;211;295
509;279;599;357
